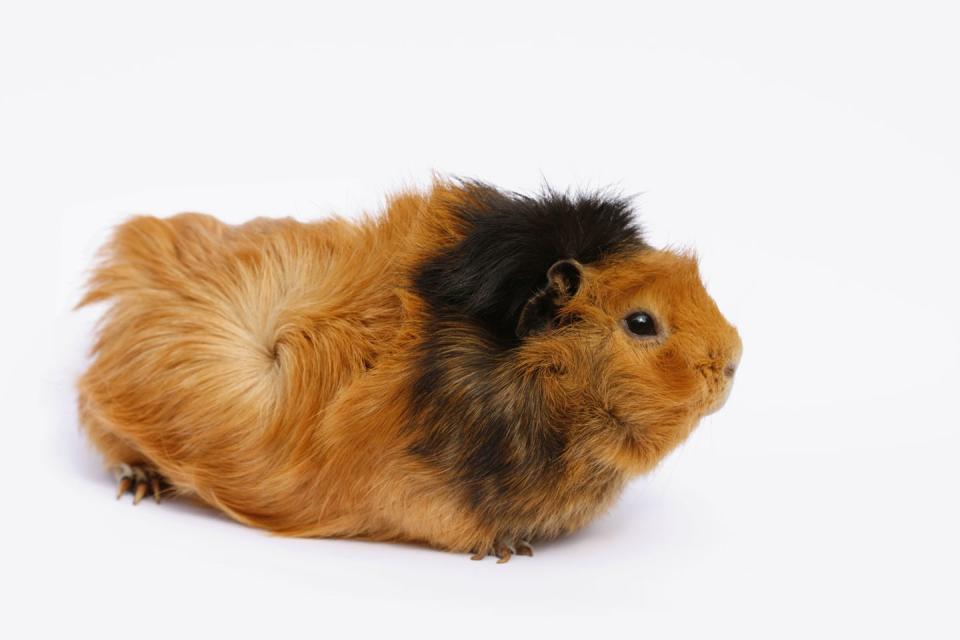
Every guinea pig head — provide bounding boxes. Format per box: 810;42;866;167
521;249;742;475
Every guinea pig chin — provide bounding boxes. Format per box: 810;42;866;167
703;381;734;416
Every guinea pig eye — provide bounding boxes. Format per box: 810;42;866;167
624;311;659;338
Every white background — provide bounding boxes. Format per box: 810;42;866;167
2;1;958;638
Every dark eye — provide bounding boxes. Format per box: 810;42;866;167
624;311;659;337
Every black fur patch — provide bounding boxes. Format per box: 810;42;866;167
406;182;643;531
408;322;568;525
413;181;644;345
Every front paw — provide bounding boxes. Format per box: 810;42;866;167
470;538;534;563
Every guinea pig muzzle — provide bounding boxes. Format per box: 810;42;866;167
701;351;740;415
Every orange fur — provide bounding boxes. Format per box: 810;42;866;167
77;180;741;557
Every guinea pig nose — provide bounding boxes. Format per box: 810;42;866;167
723;356;740;379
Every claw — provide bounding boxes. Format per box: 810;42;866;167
515;540;534;557
113;464;165;505
495;544;513;564
470;551;486;561
116;477;132;499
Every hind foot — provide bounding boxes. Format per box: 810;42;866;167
114;464;164;504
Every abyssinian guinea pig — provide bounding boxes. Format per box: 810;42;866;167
77;179;742;562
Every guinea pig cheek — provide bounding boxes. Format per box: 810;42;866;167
648;344;716;422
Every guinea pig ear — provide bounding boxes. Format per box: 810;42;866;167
516;259;584;337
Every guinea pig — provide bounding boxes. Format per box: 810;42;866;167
76;179;742;562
